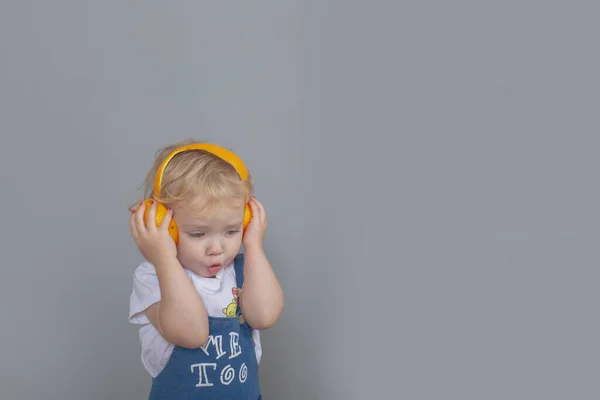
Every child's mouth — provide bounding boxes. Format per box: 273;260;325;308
208;264;221;275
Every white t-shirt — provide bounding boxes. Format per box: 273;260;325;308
128;260;262;378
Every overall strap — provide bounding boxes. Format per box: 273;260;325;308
233;253;245;319
233;252;245;291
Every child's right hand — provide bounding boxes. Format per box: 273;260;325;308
129;201;177;265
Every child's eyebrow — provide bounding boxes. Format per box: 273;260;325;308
180;222;243;230
180;224;210;230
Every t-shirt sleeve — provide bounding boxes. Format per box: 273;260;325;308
129;261;161;325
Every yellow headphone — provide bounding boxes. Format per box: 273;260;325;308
136;143;252;245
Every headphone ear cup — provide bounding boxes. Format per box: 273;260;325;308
242;202;252;234
138;199;179;245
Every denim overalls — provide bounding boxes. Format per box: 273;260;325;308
148;253;262;399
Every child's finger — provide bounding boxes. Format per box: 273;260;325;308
134;201;147;233
247;197;259;220
160;207;174;232
129;209;139;239
256;197;265;215
260;206;267;226
251;197;266;224
146;200;158;233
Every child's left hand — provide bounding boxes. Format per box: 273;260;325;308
243;196;267;249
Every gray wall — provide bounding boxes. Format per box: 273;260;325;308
1;1;598;399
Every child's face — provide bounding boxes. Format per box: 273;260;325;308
172;199;245;278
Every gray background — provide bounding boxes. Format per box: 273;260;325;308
1;1;598;399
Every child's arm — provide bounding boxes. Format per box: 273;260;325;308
239;197;284;330
131;201;209;348
144;257;209;349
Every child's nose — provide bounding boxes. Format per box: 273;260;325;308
207;241;223;255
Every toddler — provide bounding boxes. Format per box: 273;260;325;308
128;140;284;399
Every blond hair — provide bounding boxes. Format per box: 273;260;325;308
132;139;254;213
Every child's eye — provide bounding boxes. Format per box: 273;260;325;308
190;232;204;238
226;230;240;236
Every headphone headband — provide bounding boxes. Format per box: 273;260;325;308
153;143;249;198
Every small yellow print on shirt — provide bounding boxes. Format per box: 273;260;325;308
222;287;240;317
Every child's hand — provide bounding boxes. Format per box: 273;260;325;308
243;196;267;250
130;201;178;265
